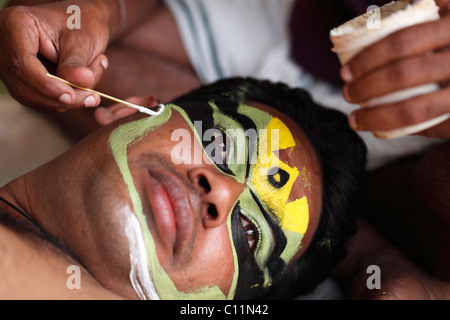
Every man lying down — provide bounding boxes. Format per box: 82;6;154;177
0;78;367;300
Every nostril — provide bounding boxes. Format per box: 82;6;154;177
207;204;218;219
198;175;211;193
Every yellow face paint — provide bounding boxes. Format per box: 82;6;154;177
108;97;312;299
178;100;312;289
252;117;309;235
238;107;309;267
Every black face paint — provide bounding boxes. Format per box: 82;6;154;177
171;97;293;299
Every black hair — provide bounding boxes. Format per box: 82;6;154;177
171;77;368;299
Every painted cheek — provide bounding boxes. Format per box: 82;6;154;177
251;117;309;234
249;117;309;265
109;105;241;300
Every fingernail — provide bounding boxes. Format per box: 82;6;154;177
101;108;114;121
343;85;352;102
84;95;97;108
59;93;72;105
101;58;109;70
349;112;359;131
341;65;353;82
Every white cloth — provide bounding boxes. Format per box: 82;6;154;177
164;0;443;170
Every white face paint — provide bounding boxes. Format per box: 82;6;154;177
123;205;160;300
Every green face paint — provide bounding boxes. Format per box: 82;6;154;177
178;100;310;292
238;105;308;264
109;105;229;300
107;96;309;300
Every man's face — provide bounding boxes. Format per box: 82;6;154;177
78;99;322;299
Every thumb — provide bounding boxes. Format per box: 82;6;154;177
57;45;107;89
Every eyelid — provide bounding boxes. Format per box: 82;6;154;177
240;206;277;260
243;191;279;271
239;213;261;252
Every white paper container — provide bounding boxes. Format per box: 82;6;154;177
330;0;450;139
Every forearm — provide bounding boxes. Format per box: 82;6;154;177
361;142;450;280
5;0;163;41
333;219;450;300
108;0;162;40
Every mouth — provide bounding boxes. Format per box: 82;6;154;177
143;169;195;254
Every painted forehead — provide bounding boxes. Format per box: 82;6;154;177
175;99;310;295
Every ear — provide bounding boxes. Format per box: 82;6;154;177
94;95;159;126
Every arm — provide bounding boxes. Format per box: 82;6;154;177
334;219;450;300
7;0;160;39
0;0;162;111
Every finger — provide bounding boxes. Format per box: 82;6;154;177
123;95;160;108
3;54;79;109
6;78;75;112
342;15;450;83
87;54;109;86
94;107;115;126
56;32;99;88
435;0;450;14
345;50;450;103
349;87;450;132
103;95;160;113
57;45;107;107
16;54;78;105
93;95;159;125
418;119;450;138
2;9;77;105
94;106;137;126
71;89;101;108
8;67;100;111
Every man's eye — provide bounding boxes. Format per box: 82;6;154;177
239;215;258;252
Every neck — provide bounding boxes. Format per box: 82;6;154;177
0;175;52;238
0;175;32;219
0;158;87;259
0;152;78;241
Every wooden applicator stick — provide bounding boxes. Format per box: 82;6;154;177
46;73;164;116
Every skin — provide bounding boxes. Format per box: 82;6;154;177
334;141;450;300
342;0;450;138
1;0;449;300
3;0;450;139
0;99;322;299
334;219;450;300
0;0;165;111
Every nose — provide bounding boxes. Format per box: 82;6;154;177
188;167;244;228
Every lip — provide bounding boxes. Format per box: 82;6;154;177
143;169;195;254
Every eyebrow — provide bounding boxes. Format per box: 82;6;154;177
234;113;257;179
219;110;257;179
